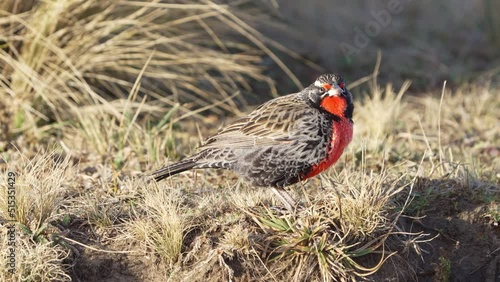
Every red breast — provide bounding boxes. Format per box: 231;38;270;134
302;117;353;179
302;91;353;180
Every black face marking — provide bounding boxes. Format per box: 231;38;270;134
300;73;353;121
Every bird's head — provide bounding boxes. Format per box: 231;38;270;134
305;73;353;120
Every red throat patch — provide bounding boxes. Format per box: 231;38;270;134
320;95;347;117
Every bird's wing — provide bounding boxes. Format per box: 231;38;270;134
200;94;311;150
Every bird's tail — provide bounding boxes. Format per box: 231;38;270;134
152;159;197;182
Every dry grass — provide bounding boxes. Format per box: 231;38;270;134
0;0;279;146
0;231;71;282
0;151;73;239
246;163;407;281
0;151;75;281
122;183;188;267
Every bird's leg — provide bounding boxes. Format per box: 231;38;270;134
271;187;296;213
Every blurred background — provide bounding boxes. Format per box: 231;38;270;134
260;0;500;90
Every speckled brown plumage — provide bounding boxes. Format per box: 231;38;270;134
152;73;354;210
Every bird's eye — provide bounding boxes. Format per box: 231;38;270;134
339;82;345;89
321;83;331;91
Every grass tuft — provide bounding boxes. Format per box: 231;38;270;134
0;149;75;281
0;231;71;282
122;182;188;267
247;158;409;281
0;150;74;240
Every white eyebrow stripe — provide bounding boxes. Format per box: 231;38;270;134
314;80;323;87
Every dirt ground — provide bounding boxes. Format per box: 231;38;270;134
66;175;499;282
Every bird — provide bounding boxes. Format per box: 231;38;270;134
152;73;354;212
